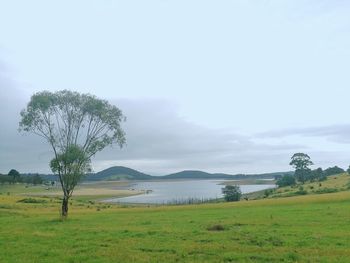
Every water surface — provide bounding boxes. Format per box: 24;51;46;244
106;180;275;204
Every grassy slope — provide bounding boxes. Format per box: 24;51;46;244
1;185;350;262
272;173;350;198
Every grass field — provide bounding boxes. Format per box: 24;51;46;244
1;181;350;262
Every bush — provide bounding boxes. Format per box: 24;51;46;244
294;190;307;195
17;198;47;204
264;189;274;198
207;224;225;231
314;188;339;194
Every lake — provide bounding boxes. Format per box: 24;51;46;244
105;180;276;204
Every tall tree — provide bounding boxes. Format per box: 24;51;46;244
289;153;313;183
19;90;126;217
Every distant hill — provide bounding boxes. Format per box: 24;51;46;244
20;167;293;181
162;170;292;180
87;166;154;181
163;170;227;179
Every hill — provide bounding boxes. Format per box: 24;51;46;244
87;166;154;181
271;173;350;198
162;170;215;179
20;167;293;181
162;170;292;180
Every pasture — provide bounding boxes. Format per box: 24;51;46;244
1;184;350;262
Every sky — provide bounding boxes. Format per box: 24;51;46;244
1;0;350;175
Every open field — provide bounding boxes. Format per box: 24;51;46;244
1;183;350;262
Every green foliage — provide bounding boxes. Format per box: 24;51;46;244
276;175;296;187
314;188;339;194
8;169;20;182
0;174;43;185
222;185;241;202
263;189;274;198
19;90;126;157
290;153;314;184
294;169;311;184
207;224;225;231
294;189;308;195
50;145;91;194
0;175;14;184
324;166;345;177
290;153;313;170
311;167;326;182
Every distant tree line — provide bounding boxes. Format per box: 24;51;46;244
0;169;43;185
275;153;348;187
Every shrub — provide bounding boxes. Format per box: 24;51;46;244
207;224;225;231
294;188;307;195
264;189;274;198
17;198;47;204
295;190;307;195
314;188;338;194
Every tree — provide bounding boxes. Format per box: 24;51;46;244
276;174;296;187
347;166;350;175
324;166;345;177
19;90;126;218
222;185;242;202
311;167;325;182
8;169;20;183
290;153;313;183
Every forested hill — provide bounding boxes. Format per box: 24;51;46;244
85;167;292;181
87;166;154;181
162;170;292;180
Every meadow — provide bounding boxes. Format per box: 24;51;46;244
1;179;350;262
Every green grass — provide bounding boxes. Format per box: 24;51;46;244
1;188;350;262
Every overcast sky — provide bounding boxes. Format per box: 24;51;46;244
1;0;350;175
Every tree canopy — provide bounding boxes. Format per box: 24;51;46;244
290;153;313;183
222;185;242;202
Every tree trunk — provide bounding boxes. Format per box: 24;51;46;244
61;195;69;218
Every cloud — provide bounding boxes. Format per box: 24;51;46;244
0;63;50;174
0;81;302;174
90;98;303;175
256;124;350;144
0;59;312;175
